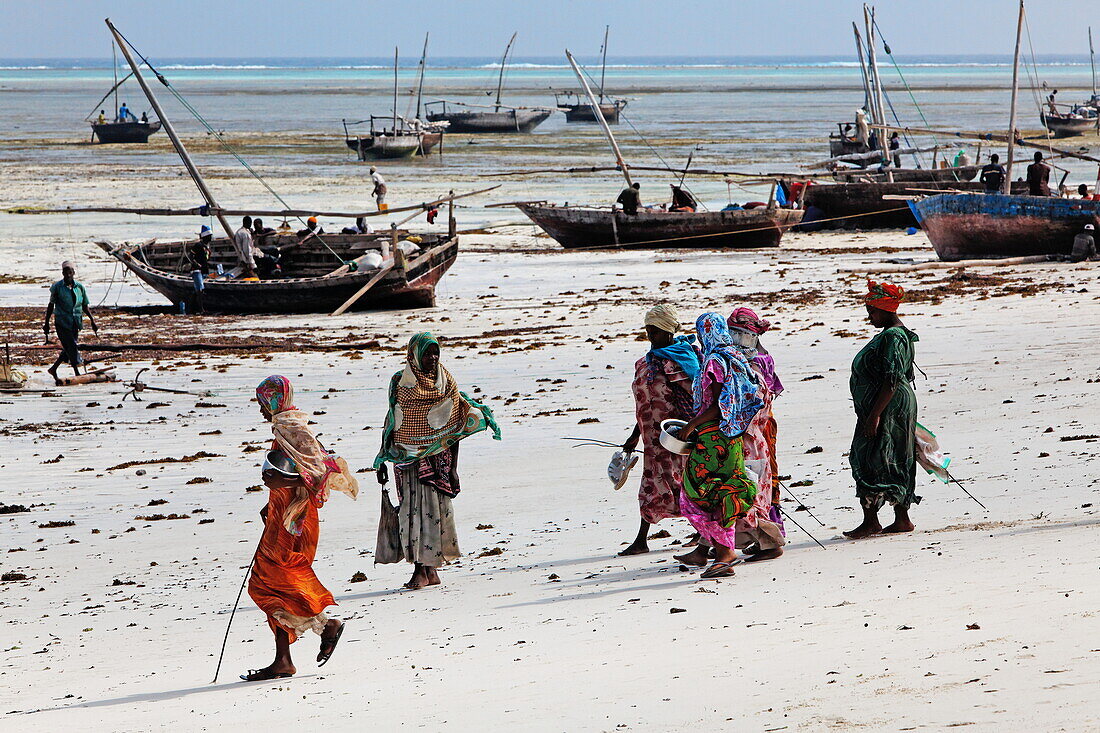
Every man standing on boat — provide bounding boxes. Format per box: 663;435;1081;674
1026;152;1051;197
117;102;136;123
370;167;388;211
616;182;641;215
980;154;1006;193
188;225;212;313
234;216;258;278
44;261;98;385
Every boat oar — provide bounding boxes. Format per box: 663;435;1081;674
780;506;827;551
777;479;826;527
211;540;260;684
945;469;987;510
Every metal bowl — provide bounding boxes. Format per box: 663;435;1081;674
659;419;693;455
262;449;299;479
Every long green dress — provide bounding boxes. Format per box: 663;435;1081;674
849;325;920;511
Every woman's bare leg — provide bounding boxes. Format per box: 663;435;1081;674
619;518;650;556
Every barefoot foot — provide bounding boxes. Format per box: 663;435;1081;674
843;521;882;540
881;520;915;534
674;547;710;567
745;547;784;562
618;542;649;556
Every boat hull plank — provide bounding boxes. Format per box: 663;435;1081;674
911;193;1098;261
518;205;802;249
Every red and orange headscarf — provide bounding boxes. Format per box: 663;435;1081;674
865;280;904;313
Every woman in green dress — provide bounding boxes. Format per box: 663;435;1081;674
844;281;921;539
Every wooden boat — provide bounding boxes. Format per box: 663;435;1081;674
799;180;1028;230
1040;111;1096;137
831;164;980;183
909;192;1096;260
517;204;801;249
97;231;458;312
557;95;626;123
91;120;161;143
829;125;875;161
424;33;553;134
556;26;627;123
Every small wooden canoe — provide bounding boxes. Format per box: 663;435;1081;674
97;230;458;313
909;192;1099;260
517;203;802;249
91;121;162;143
558;99;626;123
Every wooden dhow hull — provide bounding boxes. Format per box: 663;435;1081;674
800;180;1029;230
426;108;551;133
560;100;626;123
830;165;980;184
1041;112;1096;137
91;121;162;143
909;193;1099;261
97;232;458;313
345;131;442;159
517;204;802;249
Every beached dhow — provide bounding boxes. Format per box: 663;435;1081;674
424;33;553;133
87;31;160;144
1039;28;1100;138
555;26;627;123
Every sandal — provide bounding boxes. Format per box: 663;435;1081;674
699;561;737;579
316;621;345;666
240;668;293;682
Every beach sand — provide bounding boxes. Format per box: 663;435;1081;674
2;225;1099;731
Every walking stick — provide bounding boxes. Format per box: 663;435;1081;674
945;469;987;510
211;543;259;684
780;506;827;551
777;479;826;527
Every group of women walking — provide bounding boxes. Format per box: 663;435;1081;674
237;278;919;680
621;280;919;578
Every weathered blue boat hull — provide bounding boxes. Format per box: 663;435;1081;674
910;193;1100;261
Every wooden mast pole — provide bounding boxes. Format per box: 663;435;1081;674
112;39;119;121
494;32;517;110
852;23;873;117
392;47;399;132
598;25;609;104
415;33;429;121
105;18;233;238
864;5;889;164
1004;0;1025;194
565;50;631;186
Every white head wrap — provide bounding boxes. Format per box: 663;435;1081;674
644;303;680;334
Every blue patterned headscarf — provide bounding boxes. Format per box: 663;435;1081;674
692;313;763;437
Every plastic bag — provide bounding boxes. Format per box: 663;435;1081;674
915;422;951;483
374;489;403;564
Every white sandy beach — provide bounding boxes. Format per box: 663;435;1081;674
2;226;1099;731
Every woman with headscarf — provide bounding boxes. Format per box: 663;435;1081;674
374;333;500;589
726;307;786;561
618;304;701;556
675;313;764;579
243;375;359;681
844;281;920;539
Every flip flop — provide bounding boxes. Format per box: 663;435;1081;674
316;621;345;667
240;668;293;682
699;561;737;579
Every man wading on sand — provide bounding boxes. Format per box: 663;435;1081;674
370;166;388;211
44;261;98;385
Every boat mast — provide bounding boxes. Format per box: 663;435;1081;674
392;47;399;132
864;5;889;163
105;18;233;238
112;38;118;119
565;50;631;186
494;32;517;110
415;33;429;121
1004;0;1025;194
598;25;609;104
1090;27;1097;99
852;23;873;119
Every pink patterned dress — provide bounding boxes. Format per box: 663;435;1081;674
631;354;695;524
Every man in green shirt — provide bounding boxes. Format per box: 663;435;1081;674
43;261;98;384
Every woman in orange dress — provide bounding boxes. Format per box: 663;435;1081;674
242;375;358;681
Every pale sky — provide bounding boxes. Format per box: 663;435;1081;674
0;0;1088;59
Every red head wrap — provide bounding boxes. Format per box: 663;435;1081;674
865;280;904;313
727;307;772;335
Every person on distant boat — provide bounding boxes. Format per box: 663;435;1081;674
616;182;641;215
234;216;257;278
140;112;148;124
117;102;136;122
1068;223;1098;262
296;216;324;238
96;110;106;125
855;108;870;148
1026;151;1051;196
187;225;212;313
370;166;388;211
1047;90;1058;116
953;148;971;168
1076;183;1100;201
841;122;854;141
670;185;697;213
341;217;373;235
252;217;277;243
889;132;901;167
44;261;98;385
980;154;1006;193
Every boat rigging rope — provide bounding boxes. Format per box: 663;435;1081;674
870;19;935;168
113;28;350;266
1021;12;1057;158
